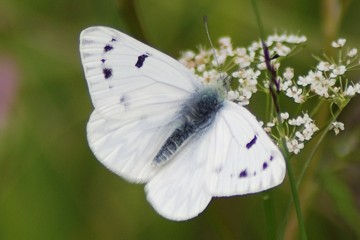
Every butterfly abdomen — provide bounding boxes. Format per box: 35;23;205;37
153;87;224;165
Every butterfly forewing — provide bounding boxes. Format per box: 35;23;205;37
80;26;200;125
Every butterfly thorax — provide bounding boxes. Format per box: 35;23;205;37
153;86;224;165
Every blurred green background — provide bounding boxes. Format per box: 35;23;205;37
1;0;360;239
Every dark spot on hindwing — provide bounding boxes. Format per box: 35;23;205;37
103;68;112;79
135;54;149;68
239;169;248;178
104;44;113;52
263;162;268;170
246;135;257;149
101;59;106;63
120;96;126;103
111;38;117;42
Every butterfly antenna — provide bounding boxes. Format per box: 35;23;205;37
203;16;223;78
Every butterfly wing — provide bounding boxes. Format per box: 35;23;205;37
80;26;200;125
87;110;175;182
145;101;285;220
80;27;201;181
207;101;286;196
145;130;215;221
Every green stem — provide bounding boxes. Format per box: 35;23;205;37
277;115;308;240
250;0;307;239
262;192;276;240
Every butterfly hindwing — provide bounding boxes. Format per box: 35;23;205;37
144;101;285;220
207;101;286;196
87;110;179;182
145;129;215;220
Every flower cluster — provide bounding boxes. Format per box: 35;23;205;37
286;113;319;154
178;34;359;154
179;33;307;105
280;43;360;106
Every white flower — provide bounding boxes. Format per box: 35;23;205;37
355;83;360;93
274;42;291;56
317;61;332;71
331;38;346;48
248;41;261;52
234;48;254;68
218;37;232;49
267;121;275;128
281;78;292;91
286;138;304;154
283;67;294;80
344;85;356;96
295;131;305;141
303;70;335;98
330;65;346;78
301;113;312;124
288;113;312;126
297;75;311;86
286;86;304;103
286;34;307;44
330;121;345;135
227;90;239;101
196;64;206;72
280;112;289;120
288;115;304;126
257;62;267;70
230;68;260;105
179;50;196;69
347;48;358;57
302;122;318;140
198;70;220;84
344;83;360;97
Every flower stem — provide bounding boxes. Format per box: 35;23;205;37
251;0;308;239
262;192;276;240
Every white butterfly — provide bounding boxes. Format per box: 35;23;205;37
79;26;286;221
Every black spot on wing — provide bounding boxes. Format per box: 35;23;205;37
270;155;274;161
263;162;268;170
101;59;106;63
246;135;257;149
103;68;112;79
120;96;126;103
135;54;149;68
104;44;113;52
111;38;117;42
239;169;248;178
